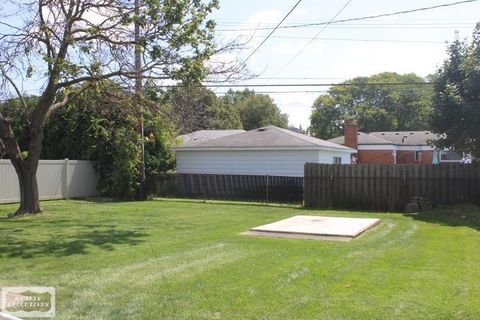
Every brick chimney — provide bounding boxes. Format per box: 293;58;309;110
344;120;358;149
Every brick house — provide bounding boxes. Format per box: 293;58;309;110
328;121;464;164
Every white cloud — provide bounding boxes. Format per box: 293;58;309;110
325;42;446;78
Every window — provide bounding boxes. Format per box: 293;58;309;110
333;157;342;164
440;150;463;162
414;151;421;162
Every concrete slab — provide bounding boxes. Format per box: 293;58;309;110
246;215;380;240
240;230;353;241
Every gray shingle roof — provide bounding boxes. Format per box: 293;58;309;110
369;131;442;146
173;126;355;152
329;132;394;145
177;129;245;145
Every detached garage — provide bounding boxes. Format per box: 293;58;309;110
172;126;355;177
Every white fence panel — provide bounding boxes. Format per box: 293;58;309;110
0;160;19;203
0;159;98;204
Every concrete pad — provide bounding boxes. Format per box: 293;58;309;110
240;230;353;241
246;215;380;240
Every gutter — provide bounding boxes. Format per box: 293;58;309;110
171;146;356;153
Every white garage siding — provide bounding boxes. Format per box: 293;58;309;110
175;149;351;177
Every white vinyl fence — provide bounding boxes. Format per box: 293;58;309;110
0;159;98;204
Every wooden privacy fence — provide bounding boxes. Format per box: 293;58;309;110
149;173;303;205
304;163;480;211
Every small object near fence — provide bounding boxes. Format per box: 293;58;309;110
304;163;480;211
148;173;303;205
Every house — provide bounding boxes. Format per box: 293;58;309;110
172;126;356;177
328;121;465;164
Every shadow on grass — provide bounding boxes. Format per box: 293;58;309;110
411;204;480;231
0;227;147;259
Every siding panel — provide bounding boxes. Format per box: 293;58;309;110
175;150;352;177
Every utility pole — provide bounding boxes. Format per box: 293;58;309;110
134;0;146;199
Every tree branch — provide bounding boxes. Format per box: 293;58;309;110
1;67;29;111
46;84;91;118
0;111;23;161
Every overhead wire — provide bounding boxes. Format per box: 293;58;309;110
210;0;303;92
248;35;446;44
216;0;480;32
199;82;434;88
267;0;354;81
240;0;303;66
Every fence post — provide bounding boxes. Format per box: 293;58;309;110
64;158;69;199
203;172;207;203
265;174;269;205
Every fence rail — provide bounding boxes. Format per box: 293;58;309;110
304;163;480;211
149;173;303;205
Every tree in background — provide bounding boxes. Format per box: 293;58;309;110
165;87;288;133
207;99;243;130
236;95;288;130
222;89;288;130
220;89;256;106
308;102;344;140
431;25;480;159
162;86;241;134
0;0;225;214
0;97;39;158
309;72;433;139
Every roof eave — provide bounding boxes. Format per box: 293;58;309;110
171;146;356;152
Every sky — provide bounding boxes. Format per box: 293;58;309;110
210;0;480;129
1;0;479;130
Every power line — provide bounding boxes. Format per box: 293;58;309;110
199;82;434;88
210;0;303;93
216;0;479;32
247;35;445;44
217;21;476;28
216;90;330;95
269;0;353;80
205;77;346;82
218;25;474;31
215;87;434;95
215;17;480;25
240;0;303;66
0;82;434;101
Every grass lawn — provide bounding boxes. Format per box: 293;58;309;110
1;199;479;319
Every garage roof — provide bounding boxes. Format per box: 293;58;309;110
369;131;442;146
172;126;355;152
178;129;245;145
329;132;395;145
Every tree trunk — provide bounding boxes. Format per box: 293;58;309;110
0;113;41;215
14;160;41;215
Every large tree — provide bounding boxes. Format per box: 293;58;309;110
309;72;433;139
0;0;228;214
1;82;177;198
431;25;480;159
